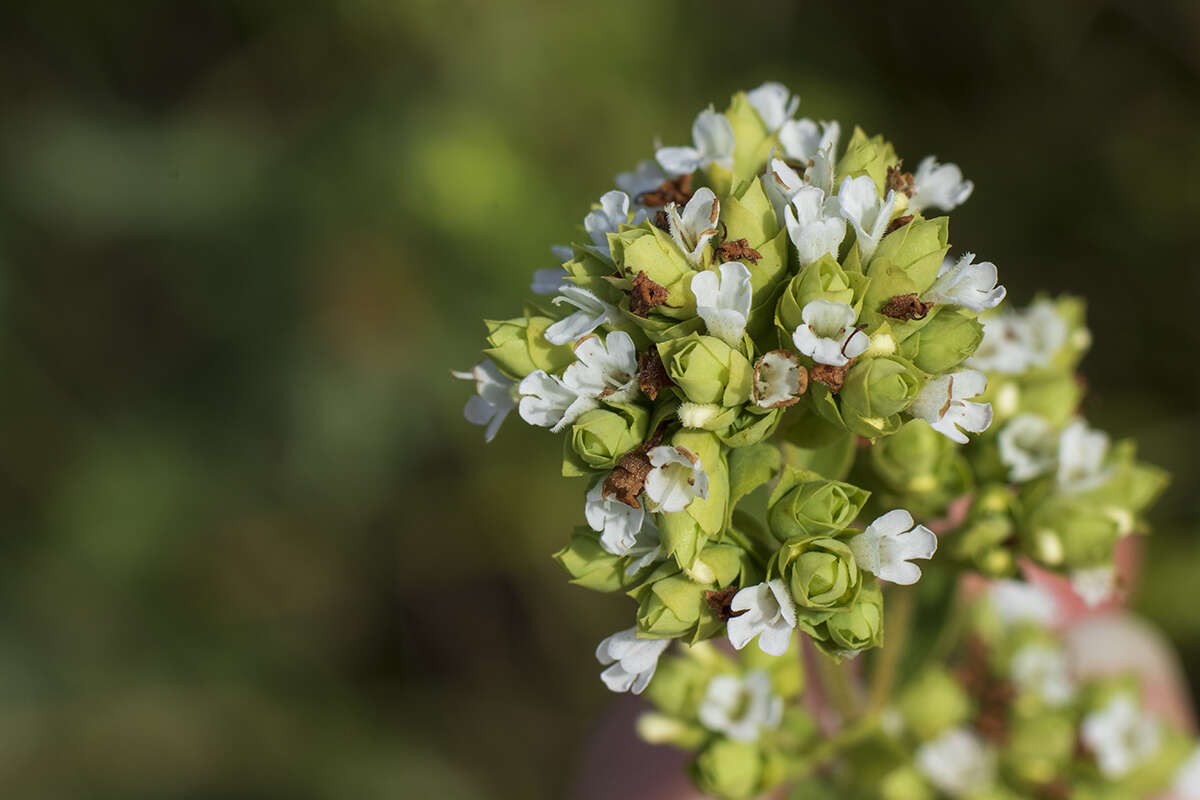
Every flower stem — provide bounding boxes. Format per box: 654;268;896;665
866;583;916;716
815;649;861;721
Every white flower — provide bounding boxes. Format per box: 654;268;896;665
691;262;753;346
585;190;643;260
615;158;666;201
595;627;670;694
967;313;1037;374
544;286;620;345
656;107;735;176
698;670;783;742
531;245;574;295
785;185;847;267
923;252;1006;312
915;727;995;797
1071;565;1116;608
586;480;645;553
1023;298;1068;366
997;413;1059;482
778;118;840;168
1056;419;1112;493
988;580;1059;628
644;445;709;513
1171;746;1200;799
677;402;725;429
791;299;868;367
452;360;516;443
1011;644;1076;706
763;157;806;225
517;370;597;432
1081;694;1162;778
752;350;805;409
727;580;797;656
848;509;938;585
563;330;640;403
909;156;974;214
836;175;897;263
666;187;720;265
908;370;993;444
746;81;799;132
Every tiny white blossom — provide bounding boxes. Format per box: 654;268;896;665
544;286;620;346
836;175;897;263
644;445;709;513
967;313;1037;374
791;299;868;367
1081;694;1162;778
691;262;753;346
1070;565;1116;608
1171;746;1200;799
849;509;938;585
452;360;516;443
595;627;670;694
530;245;573;295
615;158;666;201
908;370;993;444
785;185;847;267
586;480;645;554
677;402;725;429
563;330;640;404
585;190;643;261
1056;419;1112;493
988;580;1059;628
656;107;735;176
763;157;806;225
915;727;995;797
923;252;1006;312
746;81;799;133
752;350;805;409
517;370;596;432
727;579;797;656
779;118;840;168
666;187;720;266
698;670;783;742
1023;298;1069;366
1011;643;1076;706
997;413;1059;482
909;156;974;214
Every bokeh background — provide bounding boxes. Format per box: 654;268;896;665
0;1;1198;797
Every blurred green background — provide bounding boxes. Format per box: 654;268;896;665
0;1;1197;797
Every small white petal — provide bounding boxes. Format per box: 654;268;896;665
910;156;974;214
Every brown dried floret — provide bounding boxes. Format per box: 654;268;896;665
886;164;915;198
752;350;808;408
704;586;746;622
627;271;670;317
601;424;669;508
884;214;915;235
809;362;851;393
881;292;933;321
639;173;694;208
714;237;762;265
651;209;671;232
638;347;674;401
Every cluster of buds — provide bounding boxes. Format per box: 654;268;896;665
455;83;1169;799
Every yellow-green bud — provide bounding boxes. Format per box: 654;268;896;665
776;536;861;612
826;578;885;653
483;314;576;379
768;472;870;541
775;255;869;334
897;669;971;741
553;527;629;592
839;355;927;439
565;405;649;473
909;309;984;374
657;333;753;407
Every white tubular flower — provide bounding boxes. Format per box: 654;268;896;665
727;579;797;656
779;118;840;166
915;727;995;797
544;286;619;345
615;158;666;200
909;156;974;214
836;175;897;263
967;313;1036;374
666;187;720;265
746;81;799;133
585;190;643;260
923;252;1006;312
644;446;709;513
988;580;1059;628
698;671;783;742
1172;746;1200;799
517;370;597;432
1011;643;1075;706
1056;419;1112;493
586;480;645;554
1070;565;1116;608
595;627;670;694
622;516;665;576
752;350;805;409
452;360;516;443
1081;694;1162;778
908;370;993;444
563;330;640;404
785;186;847;267
656;108;736;176
849;509;938;585
791;299;868;367
1024;298;1068;367
763;157;806;224
997;413;1059;482
691;261;753;346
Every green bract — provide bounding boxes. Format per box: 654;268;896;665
839;355;927;438
658;333;753;407
774;535;860;612
767;469;870;541
563;404;649;475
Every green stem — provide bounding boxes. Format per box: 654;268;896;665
815;651;861;721
866;583;916;716
787;714;881;779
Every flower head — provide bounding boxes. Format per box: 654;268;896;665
746;81;799;133
563;330;640;403
1070;565;1116;607
1057;419;1112;493
791;299;868;367
779;118;840;170
997;413;1058;482
915;727;995;797
452;360;516;442
698;670;783;742
656;108;735;176
727;579;797;656
1081;694;1162;778
517;370;597;432
837;175;897;263
595;627;670;694
908;370;993;444
1011;643;1075;706
923;252;1005;312
666;187;720;266
544;286;619;346
909;156;974;214
691;261;753;346
988;580;1059;628
848;509;938;585
785;186;846;267
644;445;709;513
